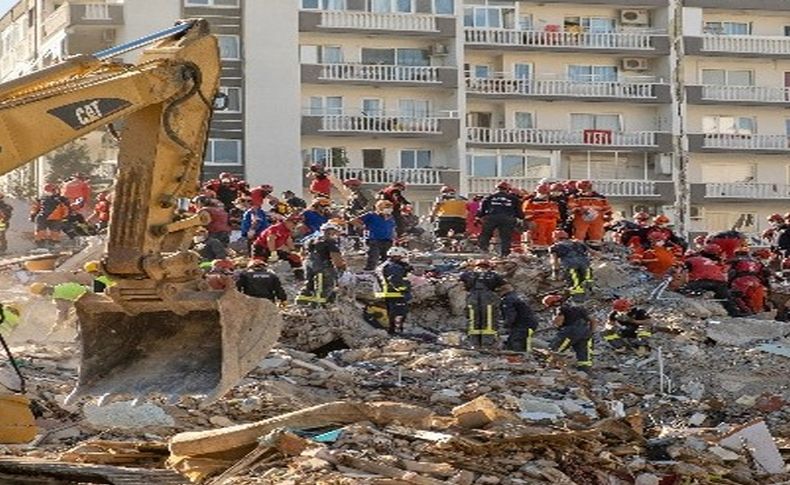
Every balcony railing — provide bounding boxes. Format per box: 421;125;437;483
465;28;654;50
468;177;660;196
705;182;790;199
702;35;790;55
320;11;438;32
321;114;442;133
466;77;659;99
702;133;789;150
467;127;658;147
701;85;790;103
321;64;440;83
331;167;453;186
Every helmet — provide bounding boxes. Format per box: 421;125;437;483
577;180;593;191
387;246;409;258
702;243;723;257
553;230;569;240
549;183;564;193
495;181;511;191
634;211;650;222
542;294;564;307
375;200;394;211
647;230;667;242
768;213;784;224
343;178;362;188
612;298;632;312
564;180;578;191
43;183;58;193
440;185;456;194
83;261;101;273
392;181;406;190
783;258;790;270
212;259;236;272
535;183;550;195
313;198;331;207
3;303;20;316
29;282;48;296
320;222;342;233
219;172;232;180
654;214;670;225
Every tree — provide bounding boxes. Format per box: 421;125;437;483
45;141;96;184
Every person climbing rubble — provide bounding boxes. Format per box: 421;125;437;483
352;200;396;271
252;214;304;280
430;186;467;240
523;183;560;253
496;283;538;353
477;181;523;257
544;294;596;371
30;183;70;248
342;179;374;217
603;299;651;354
567;180;611;250
460;259;506;347
0;193;12;254
374;246;413;335
632;230;679;278
296;222;346;307
681;244;742;317
549;230;593;296
29;281;88;334
236;259;287;306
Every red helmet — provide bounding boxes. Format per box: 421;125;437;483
392;181;406;190
536;183;550;195
549;183;564;193
783;258;790;270
577;180;593;191
754;248;772;260
212;259;235;272
496;181;511;191
648;230;668;242
702;243;723;257
440;185;456;194
553;230;569;240
542;294;564;307
343;178;362;188
219;172;232;180
768;213;784;224
634;211;650;222
612;298;632;312
654;214;670;225
565;180;578;190
43;183;58;193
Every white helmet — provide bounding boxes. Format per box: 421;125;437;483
387;246;409;258
320;222;342;233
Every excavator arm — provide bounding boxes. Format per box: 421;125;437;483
0;20;282;405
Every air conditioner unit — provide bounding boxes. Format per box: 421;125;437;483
621;9;649;26
101;29;116;43
622;57;649;71
431;43;449;56
657;154;673;175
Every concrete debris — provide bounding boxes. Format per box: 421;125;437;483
719;420;786;474
82;401;175;430
706;318;790;346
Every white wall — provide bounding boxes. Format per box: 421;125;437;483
116;0;181;62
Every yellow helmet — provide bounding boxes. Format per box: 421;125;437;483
3;303;20;316
83;261;101;273
29;282;48;296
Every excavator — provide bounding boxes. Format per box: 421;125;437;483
0;20;282;443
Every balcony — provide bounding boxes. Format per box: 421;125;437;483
686;0;790;11
42;1;124;40
703;182;790;200
302;113;460;140
301;64;458;88
687;35;790;59
299;10;455;37
688;133;790;153
330;167;460;187
467;128;671;152
465;77;670;103
468;177;670;198
687;85;790;106
465;28;669;55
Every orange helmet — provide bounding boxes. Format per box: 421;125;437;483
612;298;632;312
654;214;670;225
542;294;564;307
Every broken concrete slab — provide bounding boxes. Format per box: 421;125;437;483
706;318;790;346
719;420;785;474
517;395;565;422
83;401;175;430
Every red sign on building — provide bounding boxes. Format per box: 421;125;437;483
583;129;613;145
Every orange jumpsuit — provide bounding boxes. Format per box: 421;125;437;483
523;196;560;250
639;247;676;277
568;191;612;246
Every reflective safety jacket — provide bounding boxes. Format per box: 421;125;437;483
434;197;467;219
459;270;505;293
374;259;412;300
31;195;70;222
523;196;560;222
567;191;611;222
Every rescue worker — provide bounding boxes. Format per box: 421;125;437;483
193;227;228;261
648;215;686;250
29;281;88;333
30;183;69;248
0;193;13;254
296;222;346;306
707;230;747;260
635;230;678;278
379;182;411;237
477;181;523;257
549;182;571;234
567;180;612;250
728;250;769;315
199;198;232;245
236;259;287;306
252;215;304;280
634;211;651;228
241;202;270;249
83;261;114;293
460;259;506;347
465;195;483;240
249;183;275;209
205;259;236;291
549;230;593;296
308;164;332;198
603;299;651;354
282;190;307;211
353;200;396;271
374;246;413;334
544;294;596;371
497;283;538;352
302;198;331;235
762;213;787;252
523;183;560;253
214;172;240;210
60;173;91;217
343;179;374;217
776;214;790;257
682;244;741;317
0;303;21;336
430;186;467;239
88;192;110;232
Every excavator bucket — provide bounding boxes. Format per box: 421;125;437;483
70;289;282;404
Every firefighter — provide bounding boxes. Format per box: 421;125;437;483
603;299;651;354
430;185;467;240
523;183;560;253
728;250;769;315
459;259;506;347
60;173;91;217
634;211;651;228
236;259;287;306
374;246;413;335
296;222;346;307
249;183;275;209
707;230;747;261
682;244;741;317
379;182;411;237
549;230;593;296
352;200;397;271
567;180;612;249
497;283;538;353
252;214;304;280
762;213;787;251
308;164;332;198
205;259;237;291
282;190;307;211
215;172;241;210
30;183;70;248
544;294;596;371
635;230;678;277
302;198;331;235
477;181;523;257
548;183;570;233
89;192;111;232
241;201;270;250
649;215;686;250
0;193;13;254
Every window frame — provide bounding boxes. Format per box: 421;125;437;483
218;86;242;114
185;0;240;8
700;68;754;86
570;113;623;132
568;64;619;83
369;0;414;14
703;21;752;35
514;111;535;129
205;138;242;166
216;34;241;60
399;149;433;169
702;115;756;135
433;0;454;15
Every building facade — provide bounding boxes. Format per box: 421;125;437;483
0;0;789;237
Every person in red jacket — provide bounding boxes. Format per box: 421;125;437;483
465;195;483;240
307;164;332;197
88;192;112;231
681;244;741;316
523;183;560;253
728;249;770;315
249;184;274;208
251;214;304;280
379;181;411;237
635;230;678;277
60;173;92;217
706;230;747;261
567;180;612;250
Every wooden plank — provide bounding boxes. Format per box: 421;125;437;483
0;457;187;485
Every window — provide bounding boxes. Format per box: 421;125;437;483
701;163;755;183
217;35;240;60
468;154;549;178
302;0;345;9
703;21;751;35
568;65;618;83
474;65;492;78
705;212;756;233
571;113;621;131
370;0;412;13
308;96;343;115
518;15;533;31
514;63;532;80
300;45;343;63
399;99;430;117
501;155;524;177
361;48;429;66
185;0;239;7
205;139;241;165
219;87;242;113
434;0;453;15
565;17;616;33
701;69;753;86
362;98;383;116
469;155;497;177
464;7;512;28
785;118;790;136
514;112;534;129
322;46;343;63
308;147;346;167
400;149;432;169
702;115;756;135
361;48;394;65
785;26;790;37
